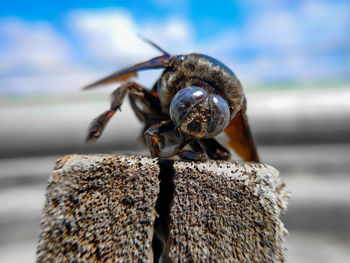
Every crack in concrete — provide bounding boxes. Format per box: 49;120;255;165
152;159;175;263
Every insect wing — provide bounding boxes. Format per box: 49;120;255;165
224;110;259;162
83;54;172;90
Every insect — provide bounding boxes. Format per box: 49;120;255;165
83;39;259;162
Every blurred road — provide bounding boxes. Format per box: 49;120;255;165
1;88;350;262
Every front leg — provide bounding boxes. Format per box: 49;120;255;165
144;120;183;158
177;148;208;162
86;81;147;141
145;122;208;161
191;138;231;161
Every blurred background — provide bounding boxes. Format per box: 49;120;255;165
1;0;349;262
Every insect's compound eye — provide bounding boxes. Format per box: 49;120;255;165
170;87;230;138
205;94;230;137
169;86;207;127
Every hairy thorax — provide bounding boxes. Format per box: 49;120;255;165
157;53;244;119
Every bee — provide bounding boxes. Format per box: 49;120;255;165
83;39;259;162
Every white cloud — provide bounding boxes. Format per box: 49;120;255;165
0;11;195;94
142;17;194;53
1;69;93;95
241;1;349;48
0;3;348;95
67;9;195;89
69;9;194;65
0;17;71;73
69;9;154;64
200;1;350;83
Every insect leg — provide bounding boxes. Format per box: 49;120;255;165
126;82;170;147
128;85;165;124
86;81;148;141
145;121;209;161
177;146;208;162
144;120;183;158
191;138;231;161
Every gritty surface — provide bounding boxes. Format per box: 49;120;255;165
2;145;350;263
169;161;288;263
36;154;160;263
35;154;288;262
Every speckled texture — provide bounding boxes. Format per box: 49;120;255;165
36;154;160;263
36;155;288;263
168;160;289;263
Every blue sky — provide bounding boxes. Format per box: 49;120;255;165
0;0;349;94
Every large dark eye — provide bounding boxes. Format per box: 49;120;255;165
169;87;207;127
169;86;230;138
206;94;230;137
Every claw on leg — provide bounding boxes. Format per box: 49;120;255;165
144;121;182;158
86;81;149;142
191;138;231;161
145;130;161;157
178;150;207;162
86;110;115;142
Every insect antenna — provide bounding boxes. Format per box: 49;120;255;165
138;34;171;56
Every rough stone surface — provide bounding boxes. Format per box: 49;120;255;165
168;160;289;263
36;154;160;263
36;155;288;263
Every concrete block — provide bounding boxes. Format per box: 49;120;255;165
36;154;288;263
